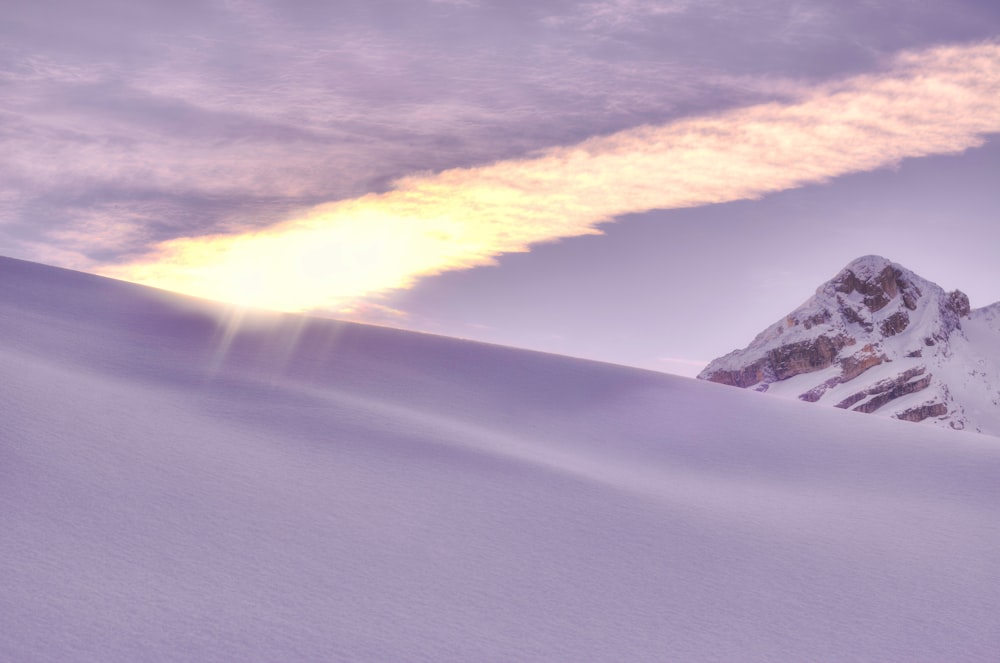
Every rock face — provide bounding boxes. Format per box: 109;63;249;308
698;255;1000;436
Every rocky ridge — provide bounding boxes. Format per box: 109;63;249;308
698;255;1000;436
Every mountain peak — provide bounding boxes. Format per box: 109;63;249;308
826;255;919;315
841;254;893;280
698;256;999;435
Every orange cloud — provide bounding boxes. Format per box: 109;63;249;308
102;41;1000;313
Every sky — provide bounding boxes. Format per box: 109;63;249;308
2;0;999;376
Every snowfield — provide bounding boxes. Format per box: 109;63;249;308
2;256;1000;662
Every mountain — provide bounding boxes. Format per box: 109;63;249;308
3;255;1000;661
699;255;1000;435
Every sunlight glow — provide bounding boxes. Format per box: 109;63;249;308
101;41;1000;313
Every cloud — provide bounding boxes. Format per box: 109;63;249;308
101;41;1000;312
3;2;759;272
18;0;980;278
542;0;691;31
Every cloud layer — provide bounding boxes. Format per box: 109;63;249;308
103;42;1000;312
7;0;998;271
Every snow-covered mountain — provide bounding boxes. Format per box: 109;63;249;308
3;255;1000;661
699;255;1000;436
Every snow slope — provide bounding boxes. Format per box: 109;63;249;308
2;255;1000;662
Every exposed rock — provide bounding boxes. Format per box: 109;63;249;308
830;260;929;318
767;335;849;381
852;373;932;414
840;345;886;381
703;334;851;388
900;277;922;310
796;345;886;403
948;290;971;318
801;310;832;330
895;403;948;422
835;391;869;410
879;311;909;337
832;263;898;312
837;298;872;330
798;376;842;403
835;367;928;412
705;360;768;389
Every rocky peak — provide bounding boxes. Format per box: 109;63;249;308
947;289;971;318
698;256;999;435
829;255;922;313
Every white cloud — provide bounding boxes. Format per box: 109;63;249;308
102;41;1000;313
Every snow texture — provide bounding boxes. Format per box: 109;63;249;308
2;255;1000;662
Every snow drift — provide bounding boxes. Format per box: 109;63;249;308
2;256;999;662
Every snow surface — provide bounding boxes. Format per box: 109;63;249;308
3;256;1000;662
